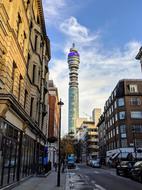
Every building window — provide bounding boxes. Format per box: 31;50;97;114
113;128;115;136
116;126;119;134
108;121;110;127
24;90;28;108
32;65;36;84
109;108;111;115
116;140;120;148
27;53;30;65
17;13;22;36
109;97;111;104
111;94;113;101
34;34;38;51
110;119;112;126
131;111;142;119
30;97;34;117
115;113;118;121
129;84;138;93
11;61;17;93
108;132;110;139
120;125;126;138
112;117;114;124
18;75;22;101
118;98;124;107
37;16;40;24
114;100;117;109
121;139;127;148
23;31;27;51
119;111;125;120
30;21;33;36
106;111;109;118
135;139;142;147
111;105;114;113
114;89;116;97
130;97;141;106
132;125;142;133
111;130;113;138
38;69;40;84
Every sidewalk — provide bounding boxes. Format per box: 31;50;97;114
12;171;66;190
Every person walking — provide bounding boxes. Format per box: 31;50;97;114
61;158;65;173
54;162;57;172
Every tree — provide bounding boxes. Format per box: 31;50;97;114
61;135;75;158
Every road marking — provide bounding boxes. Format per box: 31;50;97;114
95;184;106;190
84;175;89;179
91;180;96;184
76;166;79;169
94;171;100;174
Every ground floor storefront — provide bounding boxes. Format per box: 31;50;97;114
0;118;48;189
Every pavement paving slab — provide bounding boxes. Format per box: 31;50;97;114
12;171;66;190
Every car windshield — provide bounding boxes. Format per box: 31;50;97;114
134;161;142;167
92;160;99;163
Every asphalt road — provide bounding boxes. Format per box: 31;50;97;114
66;164;142;190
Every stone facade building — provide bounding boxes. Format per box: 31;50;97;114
0;0;50;188
76;120;99;162
92;108;101;125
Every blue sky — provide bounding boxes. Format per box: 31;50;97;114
42;0;142;136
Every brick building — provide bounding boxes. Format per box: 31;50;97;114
98;79;142;164
97;114;106;162
48;80;59;164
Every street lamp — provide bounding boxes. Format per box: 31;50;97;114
57;99;64;187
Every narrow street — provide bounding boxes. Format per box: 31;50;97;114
66;164;142;190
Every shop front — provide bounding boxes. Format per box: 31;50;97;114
0;118;46;189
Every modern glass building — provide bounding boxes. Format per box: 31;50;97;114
68;44;80;133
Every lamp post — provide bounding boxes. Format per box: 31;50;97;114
57;99;64;187
132;127;137;160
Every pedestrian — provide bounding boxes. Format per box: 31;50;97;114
62;163;65;173
48;160;52;170
61;158;66;173
54;162;57;171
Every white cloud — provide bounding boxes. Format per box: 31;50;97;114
42;0;66;24
60;16;100;44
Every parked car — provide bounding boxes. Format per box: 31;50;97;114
67;154;76;169
130;161;142;182
87;159;92;166
91;159;101;168
116;161;135;177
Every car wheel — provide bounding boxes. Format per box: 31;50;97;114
139;174;142;183
116;171;120;176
